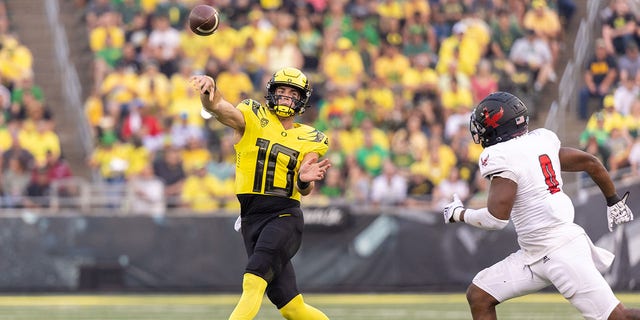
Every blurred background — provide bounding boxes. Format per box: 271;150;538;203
0;0;639;296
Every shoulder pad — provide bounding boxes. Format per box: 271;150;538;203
297;125;327;144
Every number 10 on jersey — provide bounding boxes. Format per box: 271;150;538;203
253;138;300;197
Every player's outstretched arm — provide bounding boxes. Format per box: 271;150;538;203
443;176;513;230
559;147;633;231
189;75;245;132
559;147;617;199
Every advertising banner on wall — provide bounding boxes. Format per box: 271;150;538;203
0;194;638;292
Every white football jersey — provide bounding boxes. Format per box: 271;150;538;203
478;128;586;264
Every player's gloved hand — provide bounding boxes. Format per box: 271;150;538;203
234;215;242;232
443;193;464;224
606;191;634;232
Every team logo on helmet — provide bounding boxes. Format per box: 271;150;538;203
483;106;504;128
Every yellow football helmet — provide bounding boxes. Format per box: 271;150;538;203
265;67;312;117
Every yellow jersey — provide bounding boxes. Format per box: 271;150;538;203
234;99;329;201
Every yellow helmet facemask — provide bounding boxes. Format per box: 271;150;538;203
272;104;297;117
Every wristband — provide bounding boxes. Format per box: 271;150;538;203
297;175;310;189
606;194;621;206
452;207;463;222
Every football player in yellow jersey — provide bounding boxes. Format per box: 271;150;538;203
190;67;331;320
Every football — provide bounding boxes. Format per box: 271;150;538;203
188;5;219;36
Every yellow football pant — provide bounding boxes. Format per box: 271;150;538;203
279;294;329;320
228;273;267;320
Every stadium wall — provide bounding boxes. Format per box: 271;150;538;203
0;186;639;293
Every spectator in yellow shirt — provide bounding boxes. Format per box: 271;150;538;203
321;37;365;93
401;53;439;103
100;62;139;106
0;35;33;84
373;42;411;87
319;87;356;122
84;88;105;137
403;0;430;21
169;60;196;102
180;163;224;213
356;76;395;118
440;77;474;118
586;95;627;133
237;9;276;52
125;137;151;178
18;120;61;168
139;0;160;15
205;19;241;67
391;115;429;166
89;11;125;53
181;136;211;173
137;61;171;110
216;61;254;105
87;131;132;182
523;0;561;63
352;117;390;152
376;0;403;20
409;134;457;187
167;86;205;128
436;22;481;76
324;113;357;156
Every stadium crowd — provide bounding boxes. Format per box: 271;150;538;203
0;0;73;209
577;0;640;184
15;0;638;214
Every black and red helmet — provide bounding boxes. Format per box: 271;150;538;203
470;91;529;148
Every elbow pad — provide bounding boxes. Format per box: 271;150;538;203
464;207;509;230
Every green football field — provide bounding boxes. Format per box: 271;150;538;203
0;293;638;319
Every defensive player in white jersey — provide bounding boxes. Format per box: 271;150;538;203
443;92;638;320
